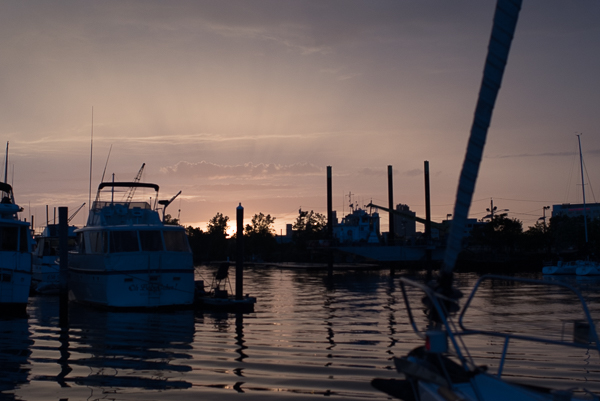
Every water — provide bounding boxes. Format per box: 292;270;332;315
1;268;599;400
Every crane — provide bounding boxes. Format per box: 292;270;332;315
125;163;145;203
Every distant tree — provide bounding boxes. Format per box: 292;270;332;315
163;214;180;226
522;221;550;253
243;213;277;261
292;209;326;235
207;212;230;237
198;212;231;261
185;225;206;263
245;213;276;236
291;209;327;260
470;216;523;253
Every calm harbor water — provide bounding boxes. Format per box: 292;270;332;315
1;267;599;400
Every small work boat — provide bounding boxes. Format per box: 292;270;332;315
194;263;256;312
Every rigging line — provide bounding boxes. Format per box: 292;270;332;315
511;212;542;217
409;198;490;208
493;197;559;203
582;157;597;203
100;145;113;184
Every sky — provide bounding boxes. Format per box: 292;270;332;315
1;0;600;236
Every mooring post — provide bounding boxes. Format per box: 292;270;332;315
58;206;69;327
424;161;431;240
327;166;333;276
424;161;433;278
388;165;395;246
236;203;244;301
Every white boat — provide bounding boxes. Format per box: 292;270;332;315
68;181;195;308
576;263;600;276
32;223;78;294
0;181;33;314
372;275;600;401
543;260;598;276
542;260;576;275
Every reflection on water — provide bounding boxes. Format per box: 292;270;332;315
1;269;598;399
0;316;31;400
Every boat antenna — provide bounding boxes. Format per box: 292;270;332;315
441;0;521;284
4;141;8;183
577;134;588;244
88;107;93;212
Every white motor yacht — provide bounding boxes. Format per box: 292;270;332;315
0;182;32;314
68;181;194;309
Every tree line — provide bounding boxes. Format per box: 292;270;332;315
167;209;598;265
165;209;327;264
467;214;600;261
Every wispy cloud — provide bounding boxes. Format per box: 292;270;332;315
489;151;579;159
405;169;422;177
358;167;400;177
161;161;323;179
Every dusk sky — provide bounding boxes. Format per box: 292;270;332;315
2;1;599;236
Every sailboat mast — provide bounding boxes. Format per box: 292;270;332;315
577;134;588;243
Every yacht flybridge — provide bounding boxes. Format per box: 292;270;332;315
68;181;194;309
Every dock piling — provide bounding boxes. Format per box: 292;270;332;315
388;165;395;246
327;166;333;276
59;206;69;327
236;203;244;301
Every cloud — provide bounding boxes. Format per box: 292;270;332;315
405;169;422;177
199;183;294;192
489;151;579;159
161;161;323;179
357;167;400;177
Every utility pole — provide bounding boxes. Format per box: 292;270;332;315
540;206;550;229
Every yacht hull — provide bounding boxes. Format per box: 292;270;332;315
0;253;32;313
69;252;194;308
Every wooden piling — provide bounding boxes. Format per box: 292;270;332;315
59;206;69;327
236;203;244;301
327;166;333;276
388;165;395;246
